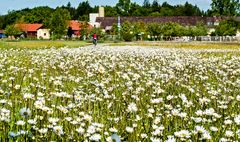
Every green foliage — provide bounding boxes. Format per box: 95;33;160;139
133;22;147;40
49;8;71;39
120;21;134;41
110;23;119;35
80;21;91;40
215;19;240;36
4;25;21;38
90;27;105;40
211;0;240;16
147;23;163;39
75;1;92;21
116;0;132;16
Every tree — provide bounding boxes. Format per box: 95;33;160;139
49;8;70;39
116;0;132;16
4;25;21;39
215;19;240;36
80;21;91;40
120;21;134;41
211;0;240;16
74;1;93;21
133;22;147;40
152;0;160;12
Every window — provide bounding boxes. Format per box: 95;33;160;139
44;33;46;36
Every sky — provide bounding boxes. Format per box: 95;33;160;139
0;0;212;15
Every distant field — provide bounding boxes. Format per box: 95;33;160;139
110;41;240;49
0;40;90;49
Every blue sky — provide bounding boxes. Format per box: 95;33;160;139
0;0;212;15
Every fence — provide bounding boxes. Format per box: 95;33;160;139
172;36;240;42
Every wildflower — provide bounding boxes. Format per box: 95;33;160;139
39;128;48;134
89;133;101;141
53;125;64;136
225;130;234;137
126;127;134;133
23;93;34;99
127;102;138;112
166;135;176;142
76;127;85;134
19;107;31;118
234;115;240;125
109;128;118;133
27;119;37;125
16;120;25;126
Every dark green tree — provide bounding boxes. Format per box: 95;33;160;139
215;19;240;36
49;8;70;39
74;1;93;21
4;25;21;39
116;0;132;16
120;21;134;41
211;0;240;16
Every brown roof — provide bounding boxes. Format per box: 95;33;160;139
0;30;4;33
15;24;43;32
96;16;240;28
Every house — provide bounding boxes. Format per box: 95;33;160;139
96;16;235;30
68;20;94;38
15;24;49;39
37;29;50;39
0;30;6;38
68;20;81;38
89;6;105;28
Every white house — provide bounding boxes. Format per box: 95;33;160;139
37;29;50;39
89;6;104;28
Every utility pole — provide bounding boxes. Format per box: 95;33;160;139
118;16;121;40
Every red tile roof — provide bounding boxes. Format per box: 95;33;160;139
15;24;43;32
69;20;81;31
68;20;94;31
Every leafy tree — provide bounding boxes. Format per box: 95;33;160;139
152;0;160;12
120;21;134;41
49;8;70;39
116;0;132;16
4;25;21;39
110;23;118;35
215;19;240;36
80;21;91;40
133;22;147;40
143;0;151;8
147;22;163;40
162;22;184;37
211;0;240;16
74;1;92;21
105;6;119;17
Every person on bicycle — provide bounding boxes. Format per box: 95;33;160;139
92;33;97;46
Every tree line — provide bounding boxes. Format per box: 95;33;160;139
1;0;240;30
114;19;240;41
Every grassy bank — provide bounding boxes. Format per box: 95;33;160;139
0;40;90;49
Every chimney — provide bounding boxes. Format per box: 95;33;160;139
99;6;104;17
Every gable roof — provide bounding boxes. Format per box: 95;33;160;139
68;20;94;31
15;24;43;32
69;20;81;31
96;16;240;28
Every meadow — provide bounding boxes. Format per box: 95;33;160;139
0;41;240;141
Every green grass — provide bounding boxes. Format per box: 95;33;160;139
0;40;90;49
109;41;240;49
